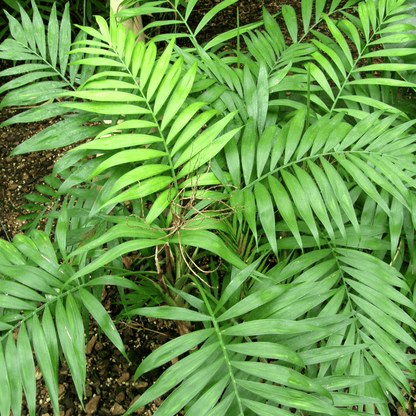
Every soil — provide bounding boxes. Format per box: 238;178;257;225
1;0;416;415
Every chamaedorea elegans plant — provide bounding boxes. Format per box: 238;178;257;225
1;0;416;415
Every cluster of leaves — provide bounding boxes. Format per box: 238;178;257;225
0;0;110;41
1;0;416;415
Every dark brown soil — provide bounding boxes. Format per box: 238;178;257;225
1;1;416;415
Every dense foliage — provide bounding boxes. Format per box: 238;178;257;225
0;0;110;40
1;0;416;415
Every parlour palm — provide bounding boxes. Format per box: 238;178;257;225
1;0;416;415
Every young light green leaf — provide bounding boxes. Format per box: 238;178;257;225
96;119;157;139
358;3;370;42
18;4;36;52
333;155;390;216
147;38;175;100
353;295;416;350
227;341;304;367
293;165;335;241
6;331;22;416
66;239;164;286
125;343;219;414
174;111;237;167
254;182;277;254
257;125;278;178
17;322;36;416
135;328;215;378
179;229;246;270
162;61;198;130
110;164;170;197
88;149;165;180
4;10;27;47
185;0;199;21
311;51;341;89
177;127;241;179
232;361;331;399
194;0;238;36
128;306;212;322
154;56;184;115
131;40;145;78
242;188;258;243
0;280;46;302
339;19;362;54
214;257;263;315
153;357;224;416
103;176;174;208
311;39;346;77
301;0;313;34
307;160;347;241
237;380;339;415
323;14;353;67
55;298;85;403
59;3;71;74
42;305;59;379
31;314;60;416
257;61;269;133
0;294;35;311
217;284;288;322
95;14;111;43
146;187;177;225
263;7;285;54
243;65;258;123
284;106;307;164
123;29;136;68
268;175;302;249
0;338;11;416
61;101;149;115
31;0;46;59
47;3;59;67
167;101;206;144
282;5;298;42
140;41;157;90
171;109;219;156
241;117;257;186
320;156;360;238
308;62;335;101
242;399;293;416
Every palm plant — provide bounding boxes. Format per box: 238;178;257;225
1;0;416;415
0;0;110;40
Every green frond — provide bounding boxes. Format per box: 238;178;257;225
0;227;146;416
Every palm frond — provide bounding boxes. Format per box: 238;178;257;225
0;2;106;154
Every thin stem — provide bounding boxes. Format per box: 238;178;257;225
191;277;245;416
306;62;311;131
237;7;240;69
0;220;11;243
